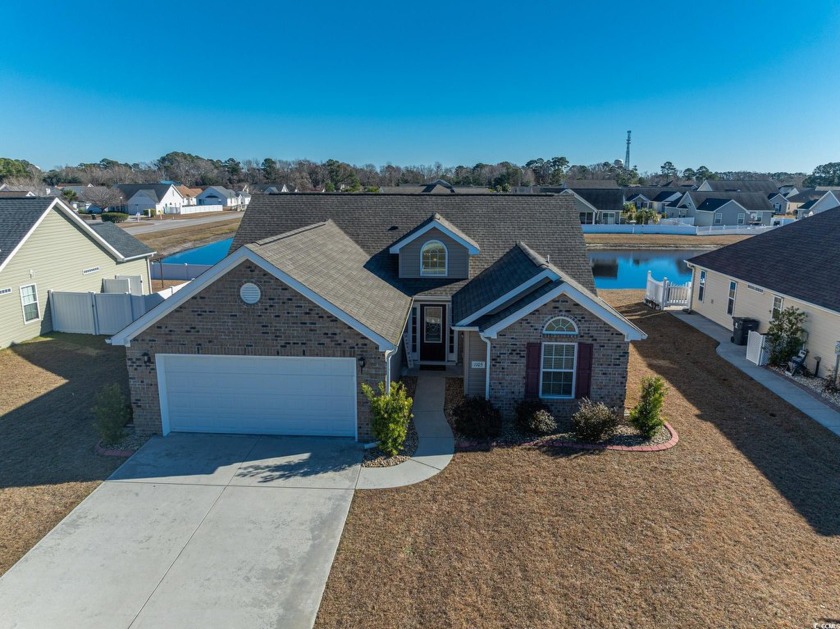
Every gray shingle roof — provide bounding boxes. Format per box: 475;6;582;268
390;212;480;252
681;191;773;213
699;180;780;194
688;207;840;312
0;198;55;268
787;189;820;203
562;188;626;212
563;179;619;189
89;222;155;259
451;243;549;324
115;183;176;203
696;198;735;212
230;193;594;299
246;220;411;345
201;186;236;200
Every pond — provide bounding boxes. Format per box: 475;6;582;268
588;249;704;289
162;238;233;264
162;239;702;290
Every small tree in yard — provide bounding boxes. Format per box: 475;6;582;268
93;383;132;445
767;306;807;367
629;376;667;438
361;381;413;456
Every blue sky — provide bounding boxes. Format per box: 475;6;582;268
1;0;839;173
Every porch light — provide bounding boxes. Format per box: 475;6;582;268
142;352;152;366
358;356;366;371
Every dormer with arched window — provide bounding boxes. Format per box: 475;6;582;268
388;213;480;279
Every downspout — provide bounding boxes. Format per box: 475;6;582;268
479;334;491;399
384;348;396;391
686;262;696;313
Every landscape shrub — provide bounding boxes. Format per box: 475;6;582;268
93;383;132;445
515;400;558;435
572;398;619;442
767;306;807;367
453;396;502;439
361;381;413;456
629;376;667;438
100;212;129;223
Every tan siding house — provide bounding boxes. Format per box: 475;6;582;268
688;209;840;374
0;198;154;349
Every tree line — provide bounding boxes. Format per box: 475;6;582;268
0;153;822;192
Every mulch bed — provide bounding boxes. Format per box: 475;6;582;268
443;377;673;452
767;365;840;412
95;425;150;457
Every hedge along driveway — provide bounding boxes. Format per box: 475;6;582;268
315;290;840;629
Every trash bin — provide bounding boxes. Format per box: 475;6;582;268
731;317;760;345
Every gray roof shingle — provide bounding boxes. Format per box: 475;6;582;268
230;193;595;299
246;220;411;345
561;188;626;212
699;180;780;194
89;222;155;259
115;183;177;203
0;198;55;268
681;191;774;213
688;207;840;312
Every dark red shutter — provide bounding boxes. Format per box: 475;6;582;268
525;342;541;399
575;343;593;399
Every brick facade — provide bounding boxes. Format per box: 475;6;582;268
127;261;387;439
488;295;630;422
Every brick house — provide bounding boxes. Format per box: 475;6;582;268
110;193;645;440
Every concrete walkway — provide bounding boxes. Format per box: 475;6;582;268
356;373;454;489
672;311;840;436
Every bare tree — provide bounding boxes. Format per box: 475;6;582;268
81;186;124;211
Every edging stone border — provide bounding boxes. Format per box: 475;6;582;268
95;440;137;458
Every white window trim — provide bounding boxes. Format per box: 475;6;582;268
714;212;723;225
539;342;577;400
772;295;784;320
420;240;448;277
20;283;40;324
737;213;745;225
698;270;706;302
727;281;737;315
543;316;578;335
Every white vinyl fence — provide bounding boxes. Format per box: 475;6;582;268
150;262;213;281
645;271;692;310
746;330;769;366
583;224;777;236
49;283;187;335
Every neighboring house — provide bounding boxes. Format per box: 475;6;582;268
686;207;840;374
562;179;619;189
176;185;202;206
379;180;492;194
0;190;36;198
196;186;239;209
559;188;626;224
695;179;780;194
625;187;683;212
668;191;775;225
0;198;154;349
110;194;645;439
767;192;789;215
794;190;840;219
250;183;298;194
116;183;185;215
236;189;251;207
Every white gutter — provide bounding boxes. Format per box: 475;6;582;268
384;348;396;390
479;334;492;399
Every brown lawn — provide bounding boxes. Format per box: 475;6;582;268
133;216;242;258
316;290;840;629
0;334;128;575
585;233;750;248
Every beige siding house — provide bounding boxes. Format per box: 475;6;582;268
0;197;154;348
687;208;840;374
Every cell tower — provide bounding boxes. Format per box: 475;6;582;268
625;130;631;169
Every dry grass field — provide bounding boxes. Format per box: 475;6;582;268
584;233;751;248
316;290;840;629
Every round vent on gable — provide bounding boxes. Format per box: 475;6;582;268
239;282;261;305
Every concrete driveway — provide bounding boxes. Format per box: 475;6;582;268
0;434;363;629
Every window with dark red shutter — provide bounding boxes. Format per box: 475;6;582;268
525;342;541;399
575;342;593;399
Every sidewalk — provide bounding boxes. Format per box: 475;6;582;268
356;373;454;489
671;311;840;437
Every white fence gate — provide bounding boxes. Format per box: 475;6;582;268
49;284;187;335
746;330;768;366
645;271;692;310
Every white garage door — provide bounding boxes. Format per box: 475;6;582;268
157;354;357;437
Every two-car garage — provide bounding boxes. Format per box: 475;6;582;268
155;355;358;438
